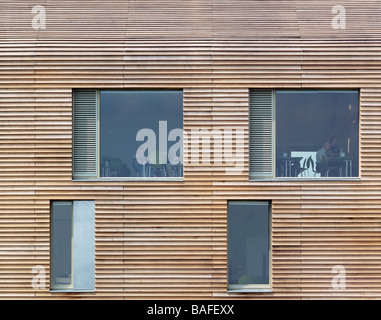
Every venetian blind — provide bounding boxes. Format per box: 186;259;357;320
249;90;274;179
73;90;98;179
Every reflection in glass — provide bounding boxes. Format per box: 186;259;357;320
228;202;270;286
100;90;183;178
276;90;359;178
51;201;73;288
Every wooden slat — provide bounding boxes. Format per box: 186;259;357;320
1;0;381;300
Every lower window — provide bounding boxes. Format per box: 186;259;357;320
228;201;271;292
50;201;95;292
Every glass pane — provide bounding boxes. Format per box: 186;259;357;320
275;90;359;178
100;90;183;178
51;202;73;288
228;201;270;286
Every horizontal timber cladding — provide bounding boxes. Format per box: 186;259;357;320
0;0;381;300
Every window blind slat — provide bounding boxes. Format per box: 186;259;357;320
73;90;97;179
249;90;274;179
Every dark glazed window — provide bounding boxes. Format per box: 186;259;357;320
51;201;73;289
100;90;183;178
228;201;271;290
276;90;359;178
249;89;359;179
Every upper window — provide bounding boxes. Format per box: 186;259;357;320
73;90;183;180
249;90;359;180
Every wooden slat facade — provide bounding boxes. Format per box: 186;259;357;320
1;0;381;299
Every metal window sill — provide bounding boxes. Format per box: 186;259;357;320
73;178;184;182
250;178;361;182
227;289;273;293
50;289;95;293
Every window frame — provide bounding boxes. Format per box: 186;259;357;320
50;200;95;293
73;89;184;182
50;201;74;291
249;89;360;181
227;200;272;293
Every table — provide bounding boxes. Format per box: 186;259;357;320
324;157;355;177
340;158;354;177
277;157;304;177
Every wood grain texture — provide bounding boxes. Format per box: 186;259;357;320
0;0;381;299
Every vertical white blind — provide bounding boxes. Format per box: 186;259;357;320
249;90;274;179
73;201;95;292
73;90;97;179
51;201;95;292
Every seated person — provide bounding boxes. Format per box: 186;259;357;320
317;141;342;177
328;136;340;158
316;142;330;176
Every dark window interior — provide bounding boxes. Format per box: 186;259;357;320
276;90;359;178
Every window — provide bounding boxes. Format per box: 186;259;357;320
228;201;271;292
249;90;359;179
73;89;183;180
51;201;95;292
